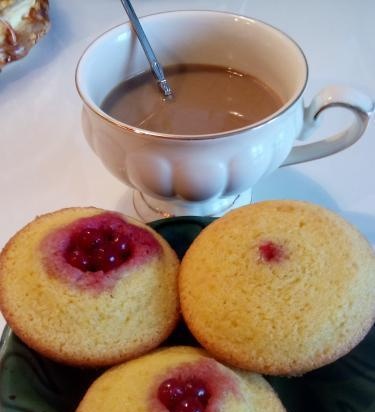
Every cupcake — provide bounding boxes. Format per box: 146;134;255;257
179;200;375;375
76;346;285;412
0;207;179;367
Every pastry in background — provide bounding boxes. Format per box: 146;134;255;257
0;0;49;69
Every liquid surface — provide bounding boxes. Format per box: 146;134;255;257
101;64;283;135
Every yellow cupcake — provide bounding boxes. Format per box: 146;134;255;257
180;200;375;375
77;346;285;412
0;207;180;367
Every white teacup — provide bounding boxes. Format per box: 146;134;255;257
76;10;374;220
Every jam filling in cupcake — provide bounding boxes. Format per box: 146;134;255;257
40;212;162;291
258;241;285;263
151;359;241;412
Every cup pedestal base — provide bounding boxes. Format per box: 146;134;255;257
133;190;253;222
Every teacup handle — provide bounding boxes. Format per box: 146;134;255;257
282;86;374;166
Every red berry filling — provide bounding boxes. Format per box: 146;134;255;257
259;241;284;262
40;212;162;291
174;397;205;412
158;378;185;409
64;227;131;272
149;358;241;412
158;377;210;412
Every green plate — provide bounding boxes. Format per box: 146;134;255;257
0;216;374;412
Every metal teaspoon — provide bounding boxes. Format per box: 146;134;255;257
120;0;173;97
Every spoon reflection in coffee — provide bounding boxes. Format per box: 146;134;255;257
101;64;283;135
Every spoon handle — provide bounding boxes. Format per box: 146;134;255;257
120;0;172;97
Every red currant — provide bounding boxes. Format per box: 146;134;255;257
184;378;210;406
158;378;185;409
174;397;204;412
259;241;283;262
